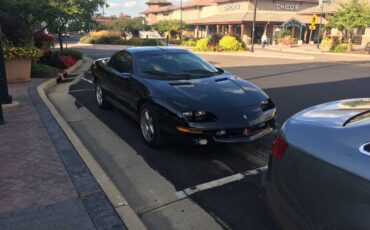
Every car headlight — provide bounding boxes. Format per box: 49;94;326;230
260;98;275;112
182;111;217;122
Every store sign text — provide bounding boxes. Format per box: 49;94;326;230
224;3;240;11
276;3;300;11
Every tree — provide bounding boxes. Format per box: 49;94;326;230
153;19;186;38
101;16;150;34
327;0;370;51
0;0;53;46
48;0;106;51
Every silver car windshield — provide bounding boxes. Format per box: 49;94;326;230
136;52;221;80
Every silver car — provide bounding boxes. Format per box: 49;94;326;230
263;98;370;230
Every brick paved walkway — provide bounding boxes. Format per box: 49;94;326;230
0;80;125;230
0;82;77;212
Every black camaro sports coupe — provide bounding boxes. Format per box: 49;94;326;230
92;47;276;147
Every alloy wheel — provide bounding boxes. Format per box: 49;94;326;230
140;109;155;143
96;83;103;106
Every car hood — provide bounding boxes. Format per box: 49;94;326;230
291;98;370;127
145;73;267;112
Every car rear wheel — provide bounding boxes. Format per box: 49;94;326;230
140;104;163;147
95;81;110;109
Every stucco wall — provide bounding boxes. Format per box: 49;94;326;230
145;0;319;25
257;0;317;12
361;27;370;47
199;5;218;18
216;2;250;15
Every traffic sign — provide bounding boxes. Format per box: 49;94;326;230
309;25;316;30
310;14;318;25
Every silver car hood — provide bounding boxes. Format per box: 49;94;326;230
291;98;370;127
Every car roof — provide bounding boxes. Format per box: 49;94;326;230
124;46;188;54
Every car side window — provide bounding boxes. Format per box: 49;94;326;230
110;52;132;73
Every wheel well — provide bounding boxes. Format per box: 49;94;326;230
137;99;149;113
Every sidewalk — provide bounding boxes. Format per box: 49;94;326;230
263;44;370;57
0;80;125;229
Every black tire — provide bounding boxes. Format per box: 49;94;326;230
139;103;163;147
95;80;111;110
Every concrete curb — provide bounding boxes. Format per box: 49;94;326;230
193;50;315;60
65;59;85;76
37;60;147;230
264;46;370;58
2;101;20;109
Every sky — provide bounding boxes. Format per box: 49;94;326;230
102;0;364;17
102;0;186;17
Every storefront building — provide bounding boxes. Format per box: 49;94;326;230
142;0;325;44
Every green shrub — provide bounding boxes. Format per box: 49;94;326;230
80;30;164;46
181;38;197;46
320;37;333;48
120;38;163;46
79;36;89;43
219;35;243;51
330;43;348;53
195;38;209;51
60;49;83;60
4;47;43;60
95;35;121;44
169;39;181;45
31;63;60;78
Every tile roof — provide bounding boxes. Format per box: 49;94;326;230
145;0;172;5
181;0;215;9
141;5;177;14
214;0;318;2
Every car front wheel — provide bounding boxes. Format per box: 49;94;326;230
95;81;110;109
139;104;163;147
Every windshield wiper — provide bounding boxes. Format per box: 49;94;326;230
183;69;220;75
143;70;172;77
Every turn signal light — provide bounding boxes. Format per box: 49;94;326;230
271;135;288;160
176;126;203;134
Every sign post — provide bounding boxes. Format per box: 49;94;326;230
316;0;330;49
308;14;317;45
250;0;257;52
0;24;13;125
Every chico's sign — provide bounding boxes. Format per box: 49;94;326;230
276;3;300;11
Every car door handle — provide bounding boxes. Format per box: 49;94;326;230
359;142;370;156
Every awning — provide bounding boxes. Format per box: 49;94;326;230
187;12;327;25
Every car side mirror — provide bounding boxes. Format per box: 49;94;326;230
118;73;131;79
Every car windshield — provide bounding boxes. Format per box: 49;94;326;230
135;51;221;79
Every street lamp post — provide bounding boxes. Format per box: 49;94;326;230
250;0;257;52
0;24;13;125
316;0;324;49
180;0;183;39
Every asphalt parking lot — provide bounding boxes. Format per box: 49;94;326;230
68;48;370;229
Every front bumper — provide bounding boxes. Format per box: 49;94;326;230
165;118;275;145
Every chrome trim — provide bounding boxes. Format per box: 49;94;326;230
359;142;370;156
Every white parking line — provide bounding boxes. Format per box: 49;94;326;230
81;77;93;84
175;165;267;199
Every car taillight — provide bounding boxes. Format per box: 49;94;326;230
271;135;288;160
